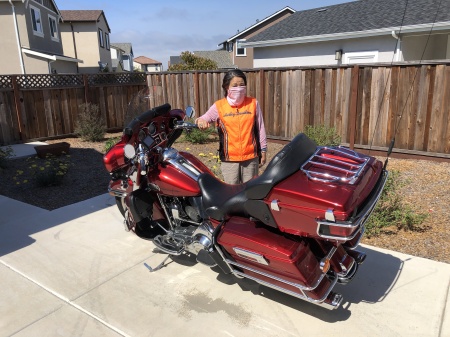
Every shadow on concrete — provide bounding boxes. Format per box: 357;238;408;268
208;245;403;322
0;194;114;257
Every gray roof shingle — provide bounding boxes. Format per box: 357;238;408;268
111;43;133;55
193;51;235;69
247;0;450;43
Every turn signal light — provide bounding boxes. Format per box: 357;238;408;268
320;258;331;273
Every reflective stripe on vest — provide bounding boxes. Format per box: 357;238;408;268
216;97;260;162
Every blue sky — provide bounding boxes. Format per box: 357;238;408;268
58;0;352;69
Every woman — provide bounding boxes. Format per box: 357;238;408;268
196;69;267;184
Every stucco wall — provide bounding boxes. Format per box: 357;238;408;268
253;35;399;68
60;18;112;73
402;33;449;61
0;3;23;74
22;3;64;55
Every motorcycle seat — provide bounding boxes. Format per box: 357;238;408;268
198;133;317;222
245;133;317;199
198;173;248;221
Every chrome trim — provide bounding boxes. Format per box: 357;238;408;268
226;259;327;292
232;267;339;309
325;209;336;222
301;146;370;185
163;148;202;182
232;247;269;265
108;187;127;197
316;170;388;240
346;226;366;250
270;200;280;211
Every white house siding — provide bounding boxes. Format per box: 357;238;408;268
402;34;449;61
253;36;400;68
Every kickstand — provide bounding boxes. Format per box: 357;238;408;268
143;255;172;272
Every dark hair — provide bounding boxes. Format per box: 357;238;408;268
222;69;247;96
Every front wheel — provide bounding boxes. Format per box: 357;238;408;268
115;196;126;217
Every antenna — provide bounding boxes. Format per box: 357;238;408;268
368;0;444;169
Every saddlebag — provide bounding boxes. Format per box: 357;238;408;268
217;217;337;303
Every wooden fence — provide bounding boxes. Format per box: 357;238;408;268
0;73;147;144
148;62;450;159
1;63;449;159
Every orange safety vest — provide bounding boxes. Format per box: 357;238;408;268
216;97;261;162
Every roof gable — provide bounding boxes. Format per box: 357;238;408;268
134;56;162;65
60;10;111;32
223;6;295;43
246;0;450;44
111;43;133;55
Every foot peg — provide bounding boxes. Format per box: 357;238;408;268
153;234;185;255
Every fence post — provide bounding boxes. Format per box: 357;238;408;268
194;71;200;114
11;75;23;141
83;74;90;103
349;65;360;149
259;69;265;110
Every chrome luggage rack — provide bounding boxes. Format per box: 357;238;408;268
301;146;370;185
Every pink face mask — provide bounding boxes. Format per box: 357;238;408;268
227;86;247;106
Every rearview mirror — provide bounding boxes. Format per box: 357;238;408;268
185;106;195;119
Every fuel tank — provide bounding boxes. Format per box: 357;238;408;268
150;149;214;197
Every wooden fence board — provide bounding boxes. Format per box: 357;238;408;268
0;68;449;157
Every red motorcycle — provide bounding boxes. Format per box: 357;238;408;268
103;92;388;310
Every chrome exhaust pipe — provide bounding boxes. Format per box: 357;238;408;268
346;249;367;265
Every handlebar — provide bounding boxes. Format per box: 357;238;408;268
174;120;198;129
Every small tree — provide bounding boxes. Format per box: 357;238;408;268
168;51;218;71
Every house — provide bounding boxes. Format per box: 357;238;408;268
111;43;134;72
218;6;295;68
0;0;81;74
59;10;112;73
110;44;124;72
133;56;162;72
240;0;450;68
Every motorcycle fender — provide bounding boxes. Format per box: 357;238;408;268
128;189;155;223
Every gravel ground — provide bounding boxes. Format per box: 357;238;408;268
1;132;449;264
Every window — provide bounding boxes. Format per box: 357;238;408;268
48;15;58;41
30;5;43;37
236;39;246;56
99;29;104;48
105;33;110;50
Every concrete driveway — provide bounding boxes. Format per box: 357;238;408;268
0;193;449;337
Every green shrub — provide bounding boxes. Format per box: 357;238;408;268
365;170;428;237
104;137;121;153
303;125;341;146
0;146;14;169
183;119;215;144
75;103;106;142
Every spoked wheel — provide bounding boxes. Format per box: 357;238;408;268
115;196;127;217
115;196;133;231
